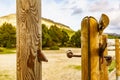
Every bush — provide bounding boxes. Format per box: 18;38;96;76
0;22;16;48
108;60;115;72
49;46;59;50
0;47;4;52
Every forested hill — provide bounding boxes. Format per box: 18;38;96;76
0;14;73;31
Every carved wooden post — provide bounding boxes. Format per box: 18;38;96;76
100;34;108;80
17;0;43;80
81;14;109;80
81;17;99;80
115;39;120;80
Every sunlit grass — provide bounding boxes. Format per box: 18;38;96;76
67;65;81;70
0;47;16;54
108;60;116;72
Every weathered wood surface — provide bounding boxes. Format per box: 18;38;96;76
17;0;42;80
100;34;108;80
81;17;99;80
115;39;120;80
81;17;88;80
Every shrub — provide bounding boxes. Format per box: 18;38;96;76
0;22;16;48
0;47;4;52
49;46;59;50
108;60;115;72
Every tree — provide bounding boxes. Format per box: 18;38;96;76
42;24;70;47
70;30;81;47
42;24;53;47
61;30;69;46
48;25;63;45
0;22;16;48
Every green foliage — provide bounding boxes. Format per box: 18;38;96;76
70;30;81;47
108;34;120;39
42;24;70;48
49;25;63;43
49;46;59;50
42;24;81;48
61;29;75;38
108;60;115;72
0;47;4;52
0;47;16;54
61;30;69;46
67;65;81;70
42;24;53;47
0;22;16;48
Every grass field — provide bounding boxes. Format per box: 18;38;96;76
0;47;16;54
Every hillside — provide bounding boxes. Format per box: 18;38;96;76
0;14;73;32
0;14;16;26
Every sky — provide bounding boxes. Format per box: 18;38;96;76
0;0;120;34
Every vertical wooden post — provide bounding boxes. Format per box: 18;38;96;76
100;34;108;80
17;0;42;80
81;17;99;80
115;39;120;80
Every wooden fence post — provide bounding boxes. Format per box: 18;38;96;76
81;17;99;80
115;39;120;80
17;0;42;80
81;14;109;80
100;34;108;80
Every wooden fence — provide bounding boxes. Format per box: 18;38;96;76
115;39;120;80
16;0;119;80
81;13;120;80
81;14;110;80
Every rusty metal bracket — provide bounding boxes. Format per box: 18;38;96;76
99;43;112;66
99;43;107;63
37;49;48;62
66;50;81;58
104;56;112;66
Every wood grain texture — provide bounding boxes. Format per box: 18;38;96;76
81;17;89;80
89;17;99;80
17;0;42;80
81;17;99;80
115;39;120;79
100;34;108;80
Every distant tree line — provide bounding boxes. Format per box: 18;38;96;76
0;22;81;49
42;24;81;49
108;34;120;39
3;22;120;49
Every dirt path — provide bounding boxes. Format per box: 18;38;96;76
0;48;81;80
0;48;116;80
0;54;16;80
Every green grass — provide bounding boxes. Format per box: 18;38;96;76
108;60;116;72
66;60;115;72
0;47;16;54
67;65;81;70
